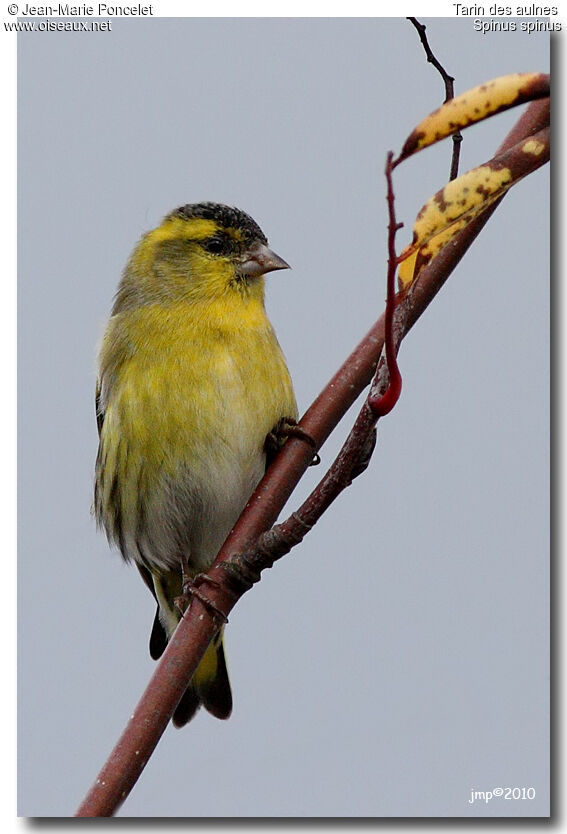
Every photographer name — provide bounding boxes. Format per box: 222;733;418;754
19;3;154;14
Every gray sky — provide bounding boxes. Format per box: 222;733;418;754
18;18;549;817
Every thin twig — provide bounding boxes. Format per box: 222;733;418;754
408;17;462;180
368;151;403;417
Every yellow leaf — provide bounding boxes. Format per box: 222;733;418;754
397;250;419;289
397;163;515;289
398;73;549;163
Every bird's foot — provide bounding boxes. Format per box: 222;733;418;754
176;573;229;624
265;417;320;466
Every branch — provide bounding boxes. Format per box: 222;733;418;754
221;152;406;591
407;16;462;180
222;111;551;592
75;96;549;817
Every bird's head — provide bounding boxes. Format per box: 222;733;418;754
114;202;290;312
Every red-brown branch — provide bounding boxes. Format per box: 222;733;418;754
75;96;549;818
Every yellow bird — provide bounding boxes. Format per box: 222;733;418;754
94;202;297;726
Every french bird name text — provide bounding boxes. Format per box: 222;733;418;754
453;3;558;12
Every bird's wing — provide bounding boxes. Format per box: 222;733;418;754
136;562;169;660
95;378;104;437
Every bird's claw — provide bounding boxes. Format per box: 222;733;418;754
266;417;320;466
176;573;228;624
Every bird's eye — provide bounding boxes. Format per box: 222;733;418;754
203;237;228;255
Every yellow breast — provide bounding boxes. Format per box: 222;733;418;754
96;294;297;570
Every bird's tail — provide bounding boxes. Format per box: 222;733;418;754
172;628;232;727
142;566;233;726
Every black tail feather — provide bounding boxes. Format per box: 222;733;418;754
172;685;201;728
171;637;233;727
199;639;232;720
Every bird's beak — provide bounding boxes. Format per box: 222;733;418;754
239;242;291;278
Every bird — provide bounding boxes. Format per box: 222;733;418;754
94;202;298;726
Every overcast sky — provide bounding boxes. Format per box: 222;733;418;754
17;16;550;818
